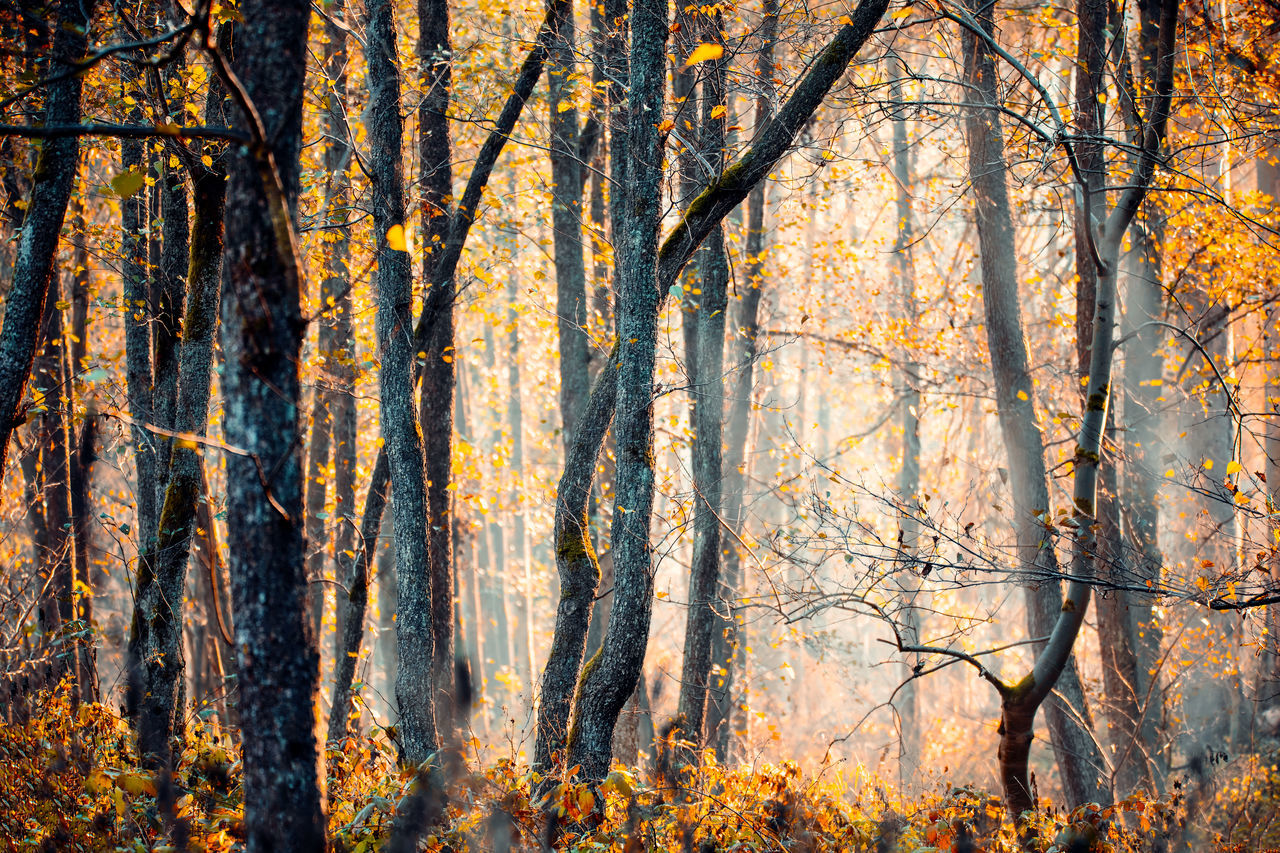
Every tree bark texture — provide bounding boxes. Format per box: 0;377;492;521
564;0;669;783
370;0;440;765
550;0;591;452
329;454;388;742
676;3;730;751
126;164;226;768
33;274;76;692
889;53;923;787
417;0;459;729
0;0;93;478
219;1;327;849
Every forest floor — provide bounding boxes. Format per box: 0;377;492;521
2;690;1277;852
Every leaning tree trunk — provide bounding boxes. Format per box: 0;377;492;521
959;0;1107;814
0;0;94;482
960;0;1179;822
219;1;328;849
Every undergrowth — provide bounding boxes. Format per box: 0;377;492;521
1;690;1275;852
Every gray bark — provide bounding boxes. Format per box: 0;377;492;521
675;2;730;751
537;0;891;779
565;0;669;782
127;165;226;768
888;54;923;788
218;1;327;848
707;0;777;758
369;0;440;764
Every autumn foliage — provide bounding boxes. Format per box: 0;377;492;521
5;685;1280;852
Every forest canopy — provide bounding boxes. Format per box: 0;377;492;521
0;0;1278;850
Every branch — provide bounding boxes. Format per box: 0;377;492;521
0;122;246;142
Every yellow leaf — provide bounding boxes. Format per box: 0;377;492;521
201;154;214;168
1226;460;1242;475
117;772;157;796
684;43;724;66
386;224;411;253
1203;458;1214;471
657;119;674;133
557;100;574;113
169;154;180;168
710;104;727;119
577;787;596;814
602;769;635;797
1017;390;1029;401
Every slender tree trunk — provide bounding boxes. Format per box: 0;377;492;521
377;524;399;726
418;0;458;730
676;3;730;751
219;2;327;848
127;167;226;768
707;0;777;757
328;454;388;741
887;53;924;788
34;273;76;691
67;207;97;703
370;0;439;764
536;0;890;777
959;0;1108;813
507;235;535;687
565;0;668;781
327;0;359;736
1120;214;1166;767
0;0;94;478
307;0;352;674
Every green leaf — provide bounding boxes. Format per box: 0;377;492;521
110;169;145;199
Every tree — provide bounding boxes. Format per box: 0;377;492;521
217;1;327;848
543;0;895;782
947;0;1181;818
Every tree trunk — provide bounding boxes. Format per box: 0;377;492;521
328;454;388;742
417;0;458;731
536;0;891;778
34;272;76;692
127;166;226;768
0;0;94;478
959;0;1108;812
565;0;668;781
219;2;327;848
888;53;924;788
507;238;536;688
707;0;777;758
67;207;97;704
327;0;359;736
675;2;730;752
370;0;440;765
